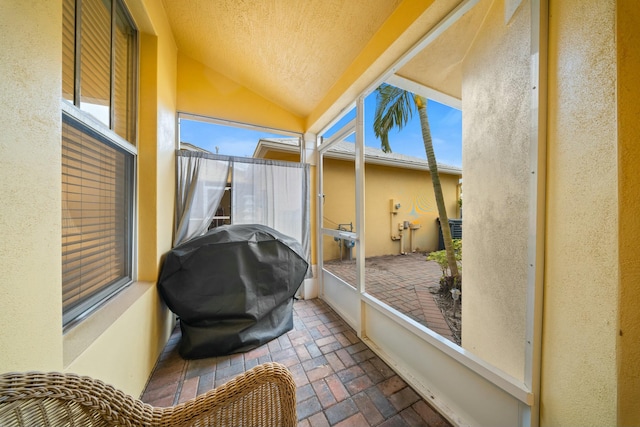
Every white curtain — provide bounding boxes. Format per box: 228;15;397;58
231;157;311;272
174;152;311;273
174;151;230;246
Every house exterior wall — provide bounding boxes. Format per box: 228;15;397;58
0;0;176;397
261;152;300;162
322;158;460;261
542;0;620;425
364;163;460;258
0;0;64;372
461;0;531;382
321;158;356;261
462;0;637;424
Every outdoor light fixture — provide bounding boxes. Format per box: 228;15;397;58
450;288;461;319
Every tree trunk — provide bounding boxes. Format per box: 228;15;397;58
414;95;459;278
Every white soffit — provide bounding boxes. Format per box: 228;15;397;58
394;0;493;102
386;74;462;110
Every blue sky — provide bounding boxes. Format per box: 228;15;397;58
180;91;462;167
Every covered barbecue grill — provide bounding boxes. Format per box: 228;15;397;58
158;224;308;359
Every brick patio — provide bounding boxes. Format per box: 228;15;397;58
141;298;452;427
323;252;455;341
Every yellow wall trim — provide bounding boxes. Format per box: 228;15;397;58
616;0;640;424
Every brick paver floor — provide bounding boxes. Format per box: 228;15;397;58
323;253;454;341
141;298;452;427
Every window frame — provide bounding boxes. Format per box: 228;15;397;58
64;0;138;142
314;0;547;424
61;0;138;329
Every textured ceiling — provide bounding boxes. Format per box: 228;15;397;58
162;0;491;124
162;0;403;118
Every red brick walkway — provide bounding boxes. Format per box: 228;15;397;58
323;253;454;341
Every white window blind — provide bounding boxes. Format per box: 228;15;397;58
62;115;133;325
113;4;136;142
79;0;111;126
62;0;76;103
63;0;137;142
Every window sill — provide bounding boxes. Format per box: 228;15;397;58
63;281;156;368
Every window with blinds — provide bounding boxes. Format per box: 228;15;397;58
62;0;75;103
62;115;133;326
62;0;136;143
61;0;137;327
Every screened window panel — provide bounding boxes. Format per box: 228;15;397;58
62;116;132;325
113;2;136;143
62;0;76;102
79;0;111;126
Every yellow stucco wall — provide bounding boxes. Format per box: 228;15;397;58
542;0;619;425
321;158;460;261
261;152;300;162
176;53;305;133
137;32;161;282
137;0;178;281
617;1;640;424
0;0;64;372
64;282;170;397
322;159;356;261
0;0;176;397
368;163;460;257
461;0;531;382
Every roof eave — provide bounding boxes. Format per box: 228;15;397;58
326;151;461;175
255;140;462;176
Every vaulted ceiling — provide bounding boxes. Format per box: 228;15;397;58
162;0;403;118
161;0;492;130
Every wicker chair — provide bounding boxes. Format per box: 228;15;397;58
0;362;297;427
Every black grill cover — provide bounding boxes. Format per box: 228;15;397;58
158;224;308;359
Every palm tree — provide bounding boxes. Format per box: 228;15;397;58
373;83;459;279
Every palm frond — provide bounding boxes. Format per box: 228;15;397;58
373;84;414;153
